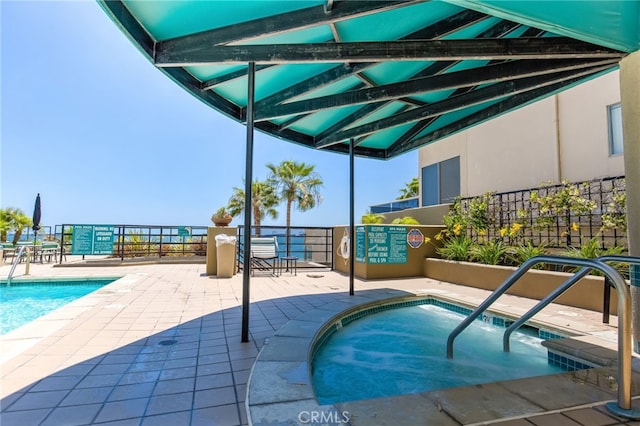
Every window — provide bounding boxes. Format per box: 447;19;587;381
421;156;460;206
609;103;623;156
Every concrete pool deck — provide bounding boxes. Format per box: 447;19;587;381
1;261;640;425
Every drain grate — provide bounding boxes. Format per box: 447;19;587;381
158;339;177;346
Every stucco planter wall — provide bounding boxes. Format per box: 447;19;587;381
424;258;616;314
333;225;445;279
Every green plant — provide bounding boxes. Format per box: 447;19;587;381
213;207;231;219
361;213;384;224
191;238;207;256
0;207;32;244
530;180;597;246
391;216;420;225
601;187;626;231
508;241;547;268
211;207;233;226
114;231;157;258
438;198;468;241
398;177;419;199
564;236;626;276
470;239;507;265
436;235;474;261
227;179;279;236
267;160;323;256
565;237;625;259
467;191;493;232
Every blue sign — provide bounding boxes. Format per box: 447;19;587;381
367;225;407;264
71;225;115;255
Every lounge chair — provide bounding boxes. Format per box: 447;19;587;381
250;237;279;276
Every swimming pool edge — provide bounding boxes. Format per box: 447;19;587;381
245;289;640;426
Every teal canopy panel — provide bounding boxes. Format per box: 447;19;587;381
99;0;639;159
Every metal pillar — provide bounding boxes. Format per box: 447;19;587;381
620;51;640;352
349;138;355;295
241;62;256;343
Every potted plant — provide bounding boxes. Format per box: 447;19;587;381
211;207;233;227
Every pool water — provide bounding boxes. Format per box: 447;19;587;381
312;304;567;404
0;278;116;335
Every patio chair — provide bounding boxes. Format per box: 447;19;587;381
250;237;279;276
40;242;61;263
1;243;15;264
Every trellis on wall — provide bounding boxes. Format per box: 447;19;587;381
459;176;627;249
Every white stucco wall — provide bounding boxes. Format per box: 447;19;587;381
556;70;624;182
418;70;625;200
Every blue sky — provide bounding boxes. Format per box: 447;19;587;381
1;1;417;230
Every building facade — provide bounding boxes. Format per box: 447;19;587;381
418;70;625;205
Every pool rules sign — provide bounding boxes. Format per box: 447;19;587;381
366;225;407;264
71;225;115;255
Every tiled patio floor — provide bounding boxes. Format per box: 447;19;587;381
1;261;639;425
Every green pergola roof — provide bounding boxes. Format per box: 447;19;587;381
99;0;640;159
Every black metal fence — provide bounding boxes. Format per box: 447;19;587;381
55;224;334;269
57;224;209;260
236;225;333;271
459;176;627;249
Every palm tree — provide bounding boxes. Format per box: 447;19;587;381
227;180;279;237
398;177;419;199
0;208;32;244
0;209;11;242
267;160;323;256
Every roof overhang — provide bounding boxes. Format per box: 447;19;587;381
99;0;640;159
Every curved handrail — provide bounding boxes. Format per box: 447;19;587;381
7;245;29;286
503;255;640;352
445;255;633;414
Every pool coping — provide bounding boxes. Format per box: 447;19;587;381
0;274;137;364
246;288;640;425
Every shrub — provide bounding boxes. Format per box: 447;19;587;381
564;237;626;276
192;238;207;256
468;191;493;232
437;235;474;261
361;213;384;224
529;180;597;246
470;239;507;265
601;188;627;232
507;241;547;268
391;216;420;225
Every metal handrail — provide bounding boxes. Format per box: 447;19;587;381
7;246;29;286
503;255;640;353
445;255;637;418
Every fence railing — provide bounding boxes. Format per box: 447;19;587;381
54;224;334;269
459;176;627;249
57;224;209;260
236;225;333;271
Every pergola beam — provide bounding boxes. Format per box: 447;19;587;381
317;64;614;147
258;58;619;121
253;9;489;111
155;38;623;66
157;0;422;51
201;64;274;90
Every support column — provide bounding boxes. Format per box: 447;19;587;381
620;51;640;351
349;138;355;295
242;62;256;343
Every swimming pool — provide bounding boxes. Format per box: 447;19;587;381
312;301;581;404
0;277;119;335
